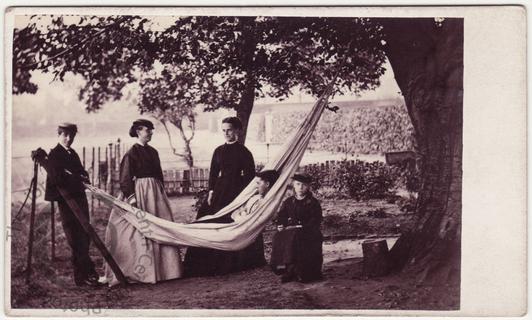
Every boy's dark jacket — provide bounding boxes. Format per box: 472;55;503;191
45;144;89;201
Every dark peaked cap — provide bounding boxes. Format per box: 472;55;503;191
292;173;312;184
58;122;78;133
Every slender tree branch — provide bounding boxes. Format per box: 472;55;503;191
159;119;185;157
187;116;196;141
19;16;128;70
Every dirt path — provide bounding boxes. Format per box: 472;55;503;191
12;257;458;312
11;196;459;313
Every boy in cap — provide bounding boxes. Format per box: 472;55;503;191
44;123;100;287
270;173;323;283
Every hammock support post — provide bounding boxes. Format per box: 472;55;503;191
31;148;128;285
25;160;38;284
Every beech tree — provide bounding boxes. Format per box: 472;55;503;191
380;18;463;285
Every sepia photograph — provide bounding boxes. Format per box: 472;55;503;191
3;5;526;317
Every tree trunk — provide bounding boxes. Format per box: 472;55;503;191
236;81;255;145
160;119;194;168
182;139;194;168
175;121;195;168
236;17;258;145
380;18;463;285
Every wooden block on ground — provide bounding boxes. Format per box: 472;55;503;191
362;239;390;277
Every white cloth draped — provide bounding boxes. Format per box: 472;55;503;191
86;83;333;251
103;178;183;286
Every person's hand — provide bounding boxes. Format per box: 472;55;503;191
80;175;91;185
207;190;213;206
127;195;137;208
277;225;284;232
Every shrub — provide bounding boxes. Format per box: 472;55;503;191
192;188;209;214
303;160;399;200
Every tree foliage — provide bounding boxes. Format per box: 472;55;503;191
13;15;388;143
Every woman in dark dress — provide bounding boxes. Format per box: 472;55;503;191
184;116;266;276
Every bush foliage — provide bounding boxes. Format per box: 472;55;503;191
302;159;420;201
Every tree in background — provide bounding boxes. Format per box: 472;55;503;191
138;63;213;168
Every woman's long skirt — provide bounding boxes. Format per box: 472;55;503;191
183;202;266;277
104;177;183;286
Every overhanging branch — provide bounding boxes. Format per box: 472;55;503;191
19;16;128;70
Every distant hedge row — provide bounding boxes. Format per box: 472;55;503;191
269;104;416;154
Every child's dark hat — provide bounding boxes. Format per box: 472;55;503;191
292;173;312;184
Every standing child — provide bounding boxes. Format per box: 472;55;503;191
44;123;100;287
270;173;323;283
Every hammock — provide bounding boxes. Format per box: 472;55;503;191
86;81;334;251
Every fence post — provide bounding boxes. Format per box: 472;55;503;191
189;168;193;192
200;169;206;189
97;147;101;206
116;138;121;172
82;146;86;168
183;170;190;194
192;168;198;191
107;143;113;194
177;170;183;194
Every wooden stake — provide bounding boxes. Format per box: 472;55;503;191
25;161;38;284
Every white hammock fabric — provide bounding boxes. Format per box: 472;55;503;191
86;84;333;251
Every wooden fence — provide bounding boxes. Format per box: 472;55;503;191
82;139;213;197
85;139;416;199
